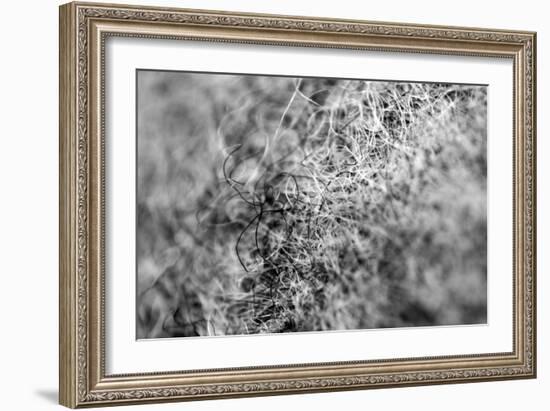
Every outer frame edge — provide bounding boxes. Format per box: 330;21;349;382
59;2;79;409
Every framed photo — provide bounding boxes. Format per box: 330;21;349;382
59;2;537;408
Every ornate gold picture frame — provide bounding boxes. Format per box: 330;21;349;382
59;1;536;408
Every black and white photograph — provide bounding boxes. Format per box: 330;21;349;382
136;70;487;339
